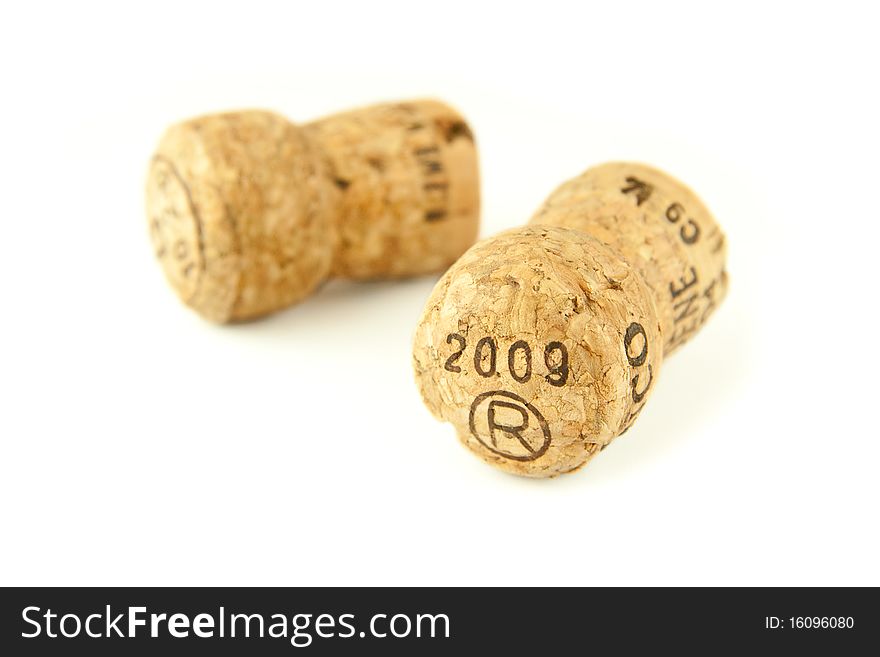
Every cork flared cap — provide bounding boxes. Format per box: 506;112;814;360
147;111;334;322
413;226;662;477
147;100;481;323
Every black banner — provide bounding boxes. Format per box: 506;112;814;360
0;588;874;654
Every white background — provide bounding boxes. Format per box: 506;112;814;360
1;1;878;586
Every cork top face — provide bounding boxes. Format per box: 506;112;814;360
413;226;662;477
147;101;480;322
146;111;335;322
147;156;205;304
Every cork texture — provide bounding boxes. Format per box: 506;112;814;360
413;226;662;477
305;101;479;279
531;162;728;354
146;100;480;322
413;162;727;477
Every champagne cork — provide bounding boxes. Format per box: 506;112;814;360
413;163;728;477
146;100;480;322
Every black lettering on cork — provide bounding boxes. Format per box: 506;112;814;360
474;337;498;377
407;118;450;223
443;332;570;387
631;365;653;403
508;340;533;384
680;219;700;244
443;120;474;143
544;342;569;386
665;202;701;245
444;333;466;373
623;322;653;417
488;401;531;452
419;159;444;176
624;322;648;366
621;177;654;206
664;271;726;351
673;293;700;324
469;391;552;462
669;267;698;300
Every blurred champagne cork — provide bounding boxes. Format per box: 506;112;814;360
146;100;480;322
413;163;728;477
